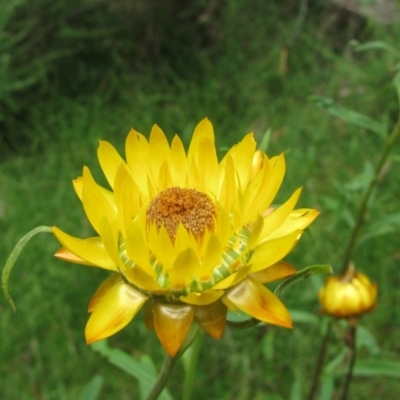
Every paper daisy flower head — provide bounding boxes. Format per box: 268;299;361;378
52;118;318;356
319;266;377;319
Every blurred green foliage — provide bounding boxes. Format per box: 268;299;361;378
1;0;400;399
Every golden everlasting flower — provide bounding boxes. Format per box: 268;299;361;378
52;119;318;356
319;268;377;319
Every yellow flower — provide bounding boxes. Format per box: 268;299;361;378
319;267;377;319
52;118;318;356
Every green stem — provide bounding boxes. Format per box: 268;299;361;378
340;118;400;274
340;322;357;400
226;317;261;329
2;225;52;311
146;353;178;400
307;320;332;400
182;331;204;400
146;325;201;400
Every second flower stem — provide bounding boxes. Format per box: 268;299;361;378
340;322;357;400
340;118;400;274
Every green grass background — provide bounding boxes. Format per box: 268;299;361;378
1;1;400;399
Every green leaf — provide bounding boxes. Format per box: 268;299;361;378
353;359;400;377
317;374;334;400
359;212;400;244
2;225;52;312
91;340;173;400
323;348;348;375
274;265;332;298
393;70;400;108
356;325;380;356
78;375;104;400
258;128;272;152
288;309;320;325
311;96;387;138
289;368;303;400
349;40;400;59
343;162;374;192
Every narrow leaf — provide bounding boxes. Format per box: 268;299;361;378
353;359;400;378
78;375;104;400
2;226;52;311
258;128;272;152
274;265;332;298
91;340;173;400
311;96;387;138
350;40;400;59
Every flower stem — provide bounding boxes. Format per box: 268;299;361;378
146;325;201;400
182;331;204;400
340;118;400;274
340;322;357;400
146;353;178;400
307;320;332;400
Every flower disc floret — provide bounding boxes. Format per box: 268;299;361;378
52;118;319;356
146;187;216;241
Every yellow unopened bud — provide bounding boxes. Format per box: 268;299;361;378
319;268;377;319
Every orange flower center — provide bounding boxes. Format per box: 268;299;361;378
146;187;216;241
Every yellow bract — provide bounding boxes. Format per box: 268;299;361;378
319;268;377;319
52;118;319;356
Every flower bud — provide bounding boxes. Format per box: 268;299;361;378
319;269;377;319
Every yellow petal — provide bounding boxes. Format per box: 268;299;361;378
260;154;286;211
212;265;251;290
218;155;237;212
149;124;170;181
97;140;124;189
191;122;219;195
125;129;151;193
98;217;126;271
202;235;222;277
73;175;116;207
168;247;200;287
169;135;187;187
153;302;195;356
123;267;162;292
52;227;117;271
180;289;225;305
241;156;271;224
244;214;264;252
147;224;176;272
226;133;256;189
223;277;292;328
81;167;119;234
125;129;149;160
73;177;83;200
85;280;148;344
259;187;302;240
113;163;141;237
125;218;155;277
157;159;173;191
250;230;301;272
187;118;214;164
250;261;296;283
195;301;227;339
54;247;95;266
88;274;121;312
267;208;320;239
